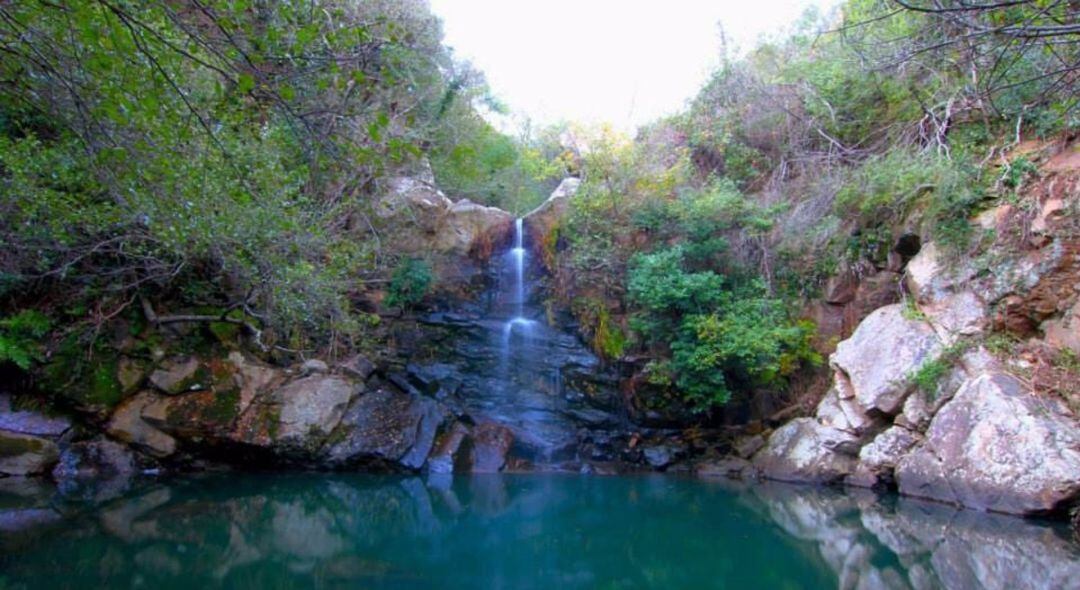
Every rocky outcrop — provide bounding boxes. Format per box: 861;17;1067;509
377;166;513;259
896;372;1080;514
754;229;1080;516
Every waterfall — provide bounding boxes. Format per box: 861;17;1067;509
502;218;533;346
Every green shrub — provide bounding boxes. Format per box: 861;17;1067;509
628;247;821;412
0;311;52;370
385;258;433;309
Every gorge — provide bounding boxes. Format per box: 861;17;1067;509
1;1;1079;588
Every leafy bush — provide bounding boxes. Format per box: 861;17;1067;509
0;311;52;370
628;247;820;412
385;258;433;309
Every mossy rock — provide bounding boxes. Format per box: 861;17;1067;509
0;431;45;458
40;337;126;415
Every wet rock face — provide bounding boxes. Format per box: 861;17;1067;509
896;372;1080;514
322;387;445;469
467;423;514;473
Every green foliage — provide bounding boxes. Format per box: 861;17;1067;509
627;247;821;412
0;311;52;370
909;340;969;400
0;0;541;351
385;258;433;309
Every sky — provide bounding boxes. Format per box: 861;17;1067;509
429;0;840;131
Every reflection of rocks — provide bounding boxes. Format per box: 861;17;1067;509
742;482;1080;590
5;474;1080;588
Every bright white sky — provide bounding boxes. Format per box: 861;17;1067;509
429;0;840;131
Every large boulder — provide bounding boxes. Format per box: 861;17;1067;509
831;304;943;415
322;387;445;469
433;199;513;256
0;430;59;476
752;418;857;484
895;372;1080;515
234;374;356;456
376;167;513;259
107;391;178;458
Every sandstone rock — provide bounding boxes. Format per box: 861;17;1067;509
918;290;987;344
148;356;208;395
117;357;150;395
752;418;857;484
831;304;942;415
376;174;452;228
51;439;136;482
824;267;859;304
816;381;881;440
895;372;1080;515
468;423;514;473
1043;298;1080;354
1031;196;1067;234
322;387;441;468
0;430;59;476
434;199;513;256
107;391;178;458
263;375;355;453
142;388;245;441
523;177;581;268
904;242;977;304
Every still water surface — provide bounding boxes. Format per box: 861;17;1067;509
1;473;1077;589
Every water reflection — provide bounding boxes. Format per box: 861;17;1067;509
0;474;1076;589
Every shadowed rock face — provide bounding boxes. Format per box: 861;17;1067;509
1;474;1077;589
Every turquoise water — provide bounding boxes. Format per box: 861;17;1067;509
1;473;1078;589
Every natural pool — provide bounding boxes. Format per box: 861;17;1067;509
1;473;1077;589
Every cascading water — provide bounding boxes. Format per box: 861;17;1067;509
402;214;625;467
502;218;534;348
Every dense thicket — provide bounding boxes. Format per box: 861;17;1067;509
554;0;1077;414
0;0;554;362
